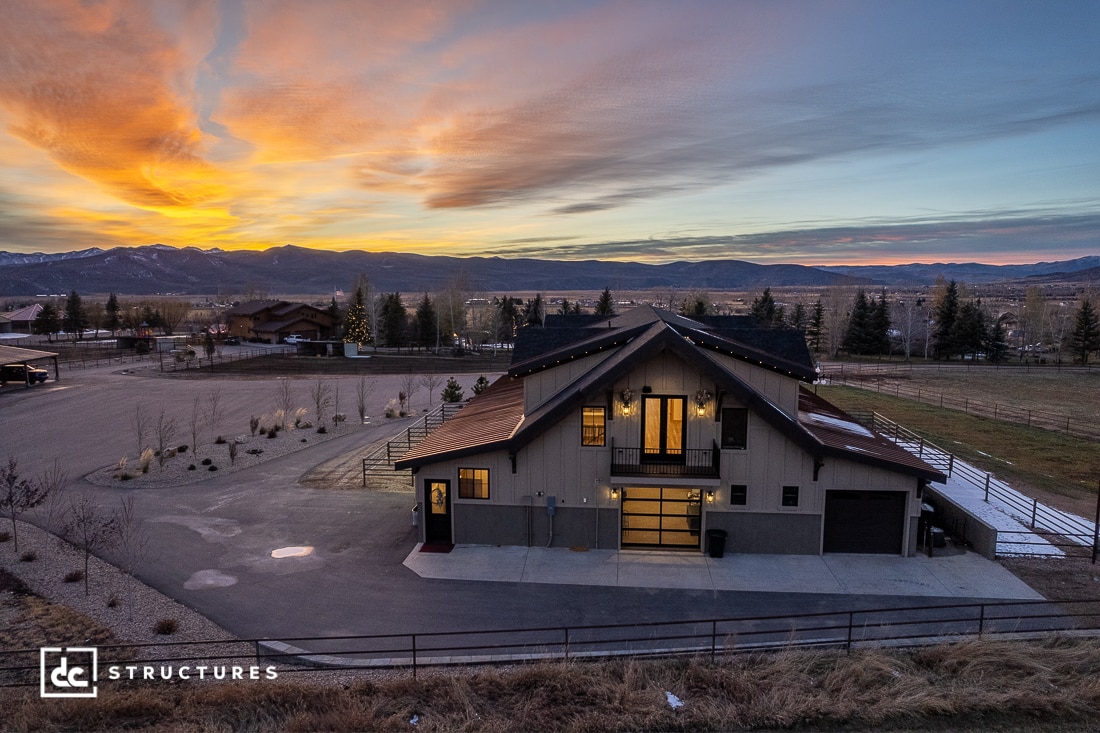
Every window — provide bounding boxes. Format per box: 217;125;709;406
458;468;490;500
721;408;748;449
730;484;748;506
781;485;800;507
581;407;606;446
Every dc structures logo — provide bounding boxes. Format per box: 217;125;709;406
40;647;98;698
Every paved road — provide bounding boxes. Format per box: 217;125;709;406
3;365;1046;650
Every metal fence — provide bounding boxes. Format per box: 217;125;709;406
820;366;1099;442
3;599;1099;687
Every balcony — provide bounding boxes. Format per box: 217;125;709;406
610;440;720;478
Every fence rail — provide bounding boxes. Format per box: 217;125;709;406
821;368;1099;442
3;599;1099;687
363;403;465;486
850;410;1098;559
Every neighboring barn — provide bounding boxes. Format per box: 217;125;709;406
225;300;335;343
397;307;944;556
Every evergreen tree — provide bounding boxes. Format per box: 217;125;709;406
379;293;407;347
806;300;825;354
63;290;87;339
1070;300;1100;364
494;296;520;343
594;287;615;316
523;293;544;326
471;375;491;395
932;280;960;359
440;377;465;403
750;288;783;327
415;293;438;349
787;302;807;332
986;315;1010;363
680;291;712;316
33;302;61;342
842;289;877;355
343;286;370;345
326;296;342;338
952;300;988;359
104;292;121;335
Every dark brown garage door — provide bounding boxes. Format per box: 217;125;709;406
823;490;906;554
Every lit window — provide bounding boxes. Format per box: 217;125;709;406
458;468;490;500
730;484;748;506
721;408;748;449
781;485;799;507
582;407;606;446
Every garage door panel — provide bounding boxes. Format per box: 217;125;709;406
824;490;905;554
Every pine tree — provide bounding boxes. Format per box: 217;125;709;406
595;288;615;316
842;289;876;355
415;293;438;349
63;290;87;340
932;280;960;360
494;296;520;343
326;296;341;337
806;300;825;354
523;293;544;326
471;375;491;395
104;292;120;335
787;302;807;332
343;286;370;345
952;300;988;359
379;293;407;347
870;291;891;354
440;377;464;403
750;288;782;327
33;301;61;341
986;315;1010;363
1070;300;1100;364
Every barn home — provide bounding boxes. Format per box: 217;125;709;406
397;307;944;556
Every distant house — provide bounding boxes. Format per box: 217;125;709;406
397;307;944;556
225;300;335;343
2;304;43;334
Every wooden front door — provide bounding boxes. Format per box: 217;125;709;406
424;480;452;544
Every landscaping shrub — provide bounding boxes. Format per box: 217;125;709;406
0;531;10;543
208;465;218;471
201;458;212;466
177;444;188;453
187;464;196;471
63;570;84;583
267;430;278;439
249;415;259;436
19;551;37;562
107;595;119;608
214;435;227;445
317;425;327;434
153;619;178;635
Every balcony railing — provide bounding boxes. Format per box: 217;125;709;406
610;440;720;478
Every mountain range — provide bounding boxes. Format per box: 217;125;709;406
0;244;1097;297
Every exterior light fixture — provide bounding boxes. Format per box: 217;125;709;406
619;388;635;417
693;389;712;417
610;487;620;501
706;489;715;503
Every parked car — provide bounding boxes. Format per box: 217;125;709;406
224;336;241;345
284;334;308;344
0;363;49;385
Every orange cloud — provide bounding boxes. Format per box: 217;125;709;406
0;0;220;211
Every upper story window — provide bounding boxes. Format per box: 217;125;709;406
730;484;748;506
582;406;606;446
721;408;748;449
781;485;800;508
458;468;490;500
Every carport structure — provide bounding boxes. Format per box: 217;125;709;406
0;344;59;385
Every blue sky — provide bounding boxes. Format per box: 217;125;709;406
0;0;1096;264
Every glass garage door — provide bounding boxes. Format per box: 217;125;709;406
621;487;702;549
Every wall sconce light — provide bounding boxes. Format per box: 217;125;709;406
610;487;620;501
706;490;715;503
693;389;712;417
619;388;635;417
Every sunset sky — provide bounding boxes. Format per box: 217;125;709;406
0;0;1097;265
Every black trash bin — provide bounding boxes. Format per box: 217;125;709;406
706;529;728;558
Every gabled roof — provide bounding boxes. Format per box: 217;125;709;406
3;304;42;322
226;300;286;316
509;306;816;382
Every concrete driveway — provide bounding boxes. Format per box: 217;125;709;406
4;365;1043;646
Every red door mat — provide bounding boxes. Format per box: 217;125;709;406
419;543;454;553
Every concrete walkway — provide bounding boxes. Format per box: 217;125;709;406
404;545;1043;600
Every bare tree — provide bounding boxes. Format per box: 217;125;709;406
332;383;340;421
356;376;374;423
1;457;47;553
400;374;420;414
310;380;333;425
153;409;178;468
115;497;151;621
189;396;205;455
130;405;150;458
205;388;223;444
157;299;191;336
32;460;68;573
275;379;295;430
64;489;119;596
420;373;442;408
